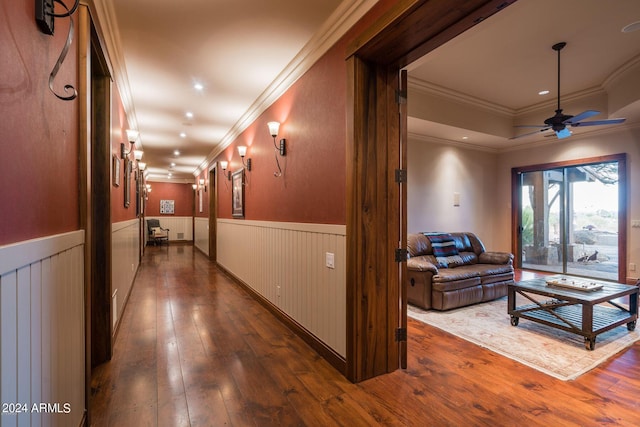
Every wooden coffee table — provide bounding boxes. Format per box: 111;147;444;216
508;276;638;350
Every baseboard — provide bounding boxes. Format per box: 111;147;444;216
216;263;347;376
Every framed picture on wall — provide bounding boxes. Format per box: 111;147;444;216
160;199;175;214
112;155;120;187
124;158;131;208
232;169;244;218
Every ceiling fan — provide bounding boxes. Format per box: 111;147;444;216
510;42;626;140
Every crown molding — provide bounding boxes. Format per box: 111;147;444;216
87;0;141;150
408;132;501;154
195;0;378;176
408;76;514;117
514;86;607;117
602;53;640;89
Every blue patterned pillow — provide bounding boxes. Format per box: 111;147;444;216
424;233;459;257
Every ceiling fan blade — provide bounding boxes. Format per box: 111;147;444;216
509;127;551;140
514;125;548;128
564;110;600;124
570;118;626;127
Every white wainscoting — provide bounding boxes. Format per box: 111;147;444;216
112;219;140;333
194;217;209;256
145;216;193;242
217;219;347;357
0;231;85;427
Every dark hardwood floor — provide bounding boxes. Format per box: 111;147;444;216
90;244;640;426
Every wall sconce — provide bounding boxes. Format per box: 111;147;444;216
134;150;144;161
138;162;146;171
237;146;252;171
121;129;139;159
36;0;80;100
267;121;286;177
192;184;197;191
220;161;231;180
199;178;207;192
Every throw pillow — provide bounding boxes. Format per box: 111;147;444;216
424;233;459;258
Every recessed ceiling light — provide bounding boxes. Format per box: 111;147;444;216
622;21;640;33
170;162;176;168
193;83;204;91
185;112;194;119
462;136;469;140
180;132;187;138
538;90;550;95
173;150;180;156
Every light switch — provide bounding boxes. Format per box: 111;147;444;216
325;252;335;269
453;192;460;207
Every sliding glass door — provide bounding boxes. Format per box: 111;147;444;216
515;155;626;282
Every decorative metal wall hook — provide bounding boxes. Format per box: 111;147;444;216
36;0;81;101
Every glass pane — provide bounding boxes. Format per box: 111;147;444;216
521;169;563;274
566;163;618;281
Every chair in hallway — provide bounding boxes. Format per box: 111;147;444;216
146;219;169;246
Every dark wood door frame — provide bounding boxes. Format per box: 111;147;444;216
78;4;113;423
345;0;517;382
209;165;218;262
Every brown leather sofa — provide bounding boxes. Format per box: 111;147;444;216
407;232;514;311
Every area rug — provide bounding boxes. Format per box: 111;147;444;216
408;297;639;381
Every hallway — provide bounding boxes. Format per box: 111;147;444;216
90;244;640;426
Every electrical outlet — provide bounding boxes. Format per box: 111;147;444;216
276;285;281;297
325;252;335;269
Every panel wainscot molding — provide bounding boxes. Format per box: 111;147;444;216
194;217;209;255
112;219;141;332
0;231;86;426
217;219;347;357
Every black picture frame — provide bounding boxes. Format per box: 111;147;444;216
232;169;244;218
124;157;131;208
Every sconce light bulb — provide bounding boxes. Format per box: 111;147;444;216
267;121;280;138
126;129;139;143
237;146;247;157
220;160;228;170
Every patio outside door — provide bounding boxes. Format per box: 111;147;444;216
517;160;621;282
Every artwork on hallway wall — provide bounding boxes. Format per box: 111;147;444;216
112;155;120;187
232;169;244;218
124;158;131;208
160;199;175;214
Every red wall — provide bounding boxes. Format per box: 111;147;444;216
214;0;397;225
110;87;140;223
145;182;195;217
0;1;79;245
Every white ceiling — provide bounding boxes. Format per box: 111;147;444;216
98;0;640;180
98;0;374;181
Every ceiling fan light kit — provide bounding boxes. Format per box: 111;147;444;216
511;42;626;140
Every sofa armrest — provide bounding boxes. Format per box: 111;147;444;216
407;257;439;274
479;251;514;265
